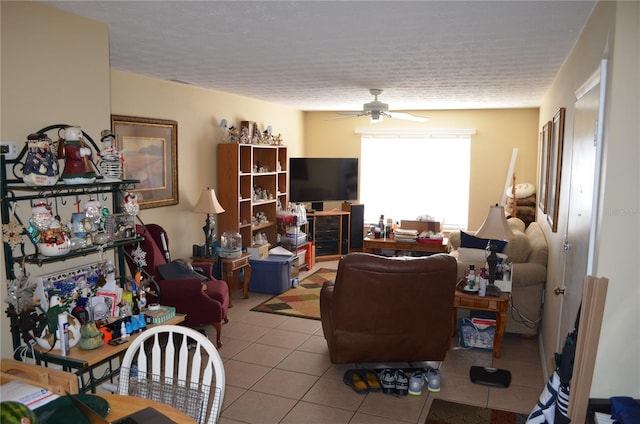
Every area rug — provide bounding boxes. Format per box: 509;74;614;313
426;399;528;424
250;268;336;320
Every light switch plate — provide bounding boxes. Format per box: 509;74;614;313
0;141;20;160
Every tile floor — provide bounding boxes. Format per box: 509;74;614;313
204;261;544;424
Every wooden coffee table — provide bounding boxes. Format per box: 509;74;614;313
451;289;509;358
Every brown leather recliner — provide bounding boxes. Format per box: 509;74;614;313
320;252;458;364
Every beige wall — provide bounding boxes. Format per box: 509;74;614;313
538;1;639;398
0;2;304;359
1;1;112;360
304;109;539;229
110;71;304;259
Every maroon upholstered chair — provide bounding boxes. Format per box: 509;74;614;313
125;224;229;348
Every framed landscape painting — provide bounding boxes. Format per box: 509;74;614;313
547;108;566;232
111;115;178;209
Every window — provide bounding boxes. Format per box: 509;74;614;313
360;135;471;231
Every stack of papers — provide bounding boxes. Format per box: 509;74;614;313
394;228;418;241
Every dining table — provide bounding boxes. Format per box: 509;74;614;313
100;393;197;423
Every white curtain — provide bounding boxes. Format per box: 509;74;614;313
360;135;470;230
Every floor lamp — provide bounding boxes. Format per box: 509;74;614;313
194;188;225;258
475;204;514;297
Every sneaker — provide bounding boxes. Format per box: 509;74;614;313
394;370;409;396
378;369;396;394
408;371;424;396
425;368;441;392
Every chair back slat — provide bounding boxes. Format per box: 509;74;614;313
152;332;164;378
118;325;225;424
176;334;190;383
189;345;203;385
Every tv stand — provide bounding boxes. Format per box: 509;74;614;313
311;201;324;211
308;210;350;261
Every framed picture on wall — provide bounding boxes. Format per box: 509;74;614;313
538;121;552;213
547;108;566;232
111;115;178;209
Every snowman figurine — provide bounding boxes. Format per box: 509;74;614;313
98;129;123;181
123;192;140;216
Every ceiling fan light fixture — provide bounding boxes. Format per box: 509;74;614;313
329;89;429;123
370;110;382;123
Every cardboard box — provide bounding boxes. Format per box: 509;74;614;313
400;219;441;234
144;306;176;324
247;244;269;259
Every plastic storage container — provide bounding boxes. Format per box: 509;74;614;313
249;255;293;294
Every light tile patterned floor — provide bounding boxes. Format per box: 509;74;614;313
201;261;544;424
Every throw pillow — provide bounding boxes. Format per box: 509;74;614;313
460;231;507;252
158;260;208;282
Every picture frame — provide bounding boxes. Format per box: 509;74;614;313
96;290;119;317
111;115;178;209
547;108;566;232
538;121;552;213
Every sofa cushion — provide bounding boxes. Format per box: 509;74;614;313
502;231;530;263
457;247;508;263
460;231;507;252
525;222;548;266
507;217;526;232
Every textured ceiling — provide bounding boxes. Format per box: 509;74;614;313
44;1;595;112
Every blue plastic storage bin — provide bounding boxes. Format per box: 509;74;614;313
249;255;293;294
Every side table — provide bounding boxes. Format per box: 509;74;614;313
220;252;252;306
451;290;509;358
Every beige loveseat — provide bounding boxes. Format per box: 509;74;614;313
448;218;548;335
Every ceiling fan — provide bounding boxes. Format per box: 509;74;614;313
333;89;429;123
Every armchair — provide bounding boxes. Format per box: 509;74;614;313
320;252;458;364
125;224;230;348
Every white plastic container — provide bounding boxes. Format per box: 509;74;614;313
58;313;70;356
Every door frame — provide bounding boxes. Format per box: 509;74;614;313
563;59;608;423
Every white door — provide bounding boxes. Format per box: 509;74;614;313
557;62;606;345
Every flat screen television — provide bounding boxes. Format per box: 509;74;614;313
289;157;358;203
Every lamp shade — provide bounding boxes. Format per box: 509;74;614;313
475;204;513;241
193;188;225;214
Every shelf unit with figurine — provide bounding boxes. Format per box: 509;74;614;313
217;141;288;249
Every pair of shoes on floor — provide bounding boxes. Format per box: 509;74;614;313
408;370;424;395
379;369;409;396
424;368;441;392
343;369;382;394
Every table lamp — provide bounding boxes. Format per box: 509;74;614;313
193;187;225;258
475;204;513;297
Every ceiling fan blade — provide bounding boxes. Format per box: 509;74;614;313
337;111;367;117
325;111;370;121
326;113;362;121
386;111;429;122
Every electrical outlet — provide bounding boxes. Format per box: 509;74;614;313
0;141;20;160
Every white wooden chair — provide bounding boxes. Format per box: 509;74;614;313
116;325;225;424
